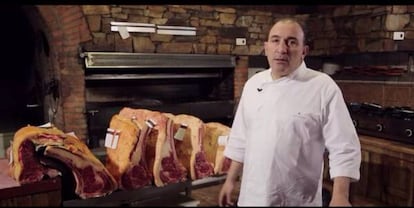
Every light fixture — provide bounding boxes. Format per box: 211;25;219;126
110;21;196;39
156;25;196;36
110;21;156;33
111;21;156;39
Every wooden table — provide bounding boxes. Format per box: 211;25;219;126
323;135;414;206
191;180;240;206
0;159;62;206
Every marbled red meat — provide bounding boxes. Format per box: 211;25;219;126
168;114;214;180
9;126;117;199
118;108;187;187
105;114;153;190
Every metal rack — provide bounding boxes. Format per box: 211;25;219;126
62;175;227;207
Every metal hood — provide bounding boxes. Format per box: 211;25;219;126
80;52;236;80
80;52;235;69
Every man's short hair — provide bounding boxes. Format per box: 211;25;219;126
270;16;309;45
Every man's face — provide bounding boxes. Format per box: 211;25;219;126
264;21;308;79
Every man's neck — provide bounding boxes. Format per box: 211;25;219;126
271;69;293;80
271;63;303;80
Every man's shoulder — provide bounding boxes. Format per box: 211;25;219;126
305;67;336;82
303;67;342;92
246;68;270;83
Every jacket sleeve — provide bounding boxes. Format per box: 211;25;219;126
322;84;361;182
224;90;248;163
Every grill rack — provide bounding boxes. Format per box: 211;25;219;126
62;175;227;207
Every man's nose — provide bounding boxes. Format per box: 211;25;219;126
276;41;288;53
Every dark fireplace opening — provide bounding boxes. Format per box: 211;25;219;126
0;6;45;132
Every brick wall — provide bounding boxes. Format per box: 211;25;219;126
339;82;414;107
36;5;92;140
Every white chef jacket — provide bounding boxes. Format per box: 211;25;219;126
224;61;361;206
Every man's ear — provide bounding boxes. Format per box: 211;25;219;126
302;45;309;57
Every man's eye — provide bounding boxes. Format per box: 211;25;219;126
287;40;298;46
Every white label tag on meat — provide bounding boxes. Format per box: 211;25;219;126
146;119;157;128
218;135;229;146
105;128;120;149
174;123;188;141
38;122;53;128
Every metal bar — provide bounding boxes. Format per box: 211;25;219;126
81;52;235;69
62;180;192;206
85;73;221;80
157;29;196;36
156;25;196;30
110;26;156;33
191;175;227;189
110;21;155;27
336;80;414;85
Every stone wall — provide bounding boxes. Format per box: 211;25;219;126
308;5;414;56
81;5;286;55
308;5;414;107
80;5;414;56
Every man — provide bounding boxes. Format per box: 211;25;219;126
218;17;361;206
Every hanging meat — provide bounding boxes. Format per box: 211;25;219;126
204;122;232;175
105;114;153;190
167;114;214;180
116;107;187;187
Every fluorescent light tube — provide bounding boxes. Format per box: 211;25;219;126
157;25;196;30
110;21;155;27
156;25;196;35
111;26;156;33
156;29;196;36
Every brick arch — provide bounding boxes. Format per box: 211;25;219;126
36;5;92;141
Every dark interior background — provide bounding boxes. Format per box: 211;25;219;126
0;5;41;132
